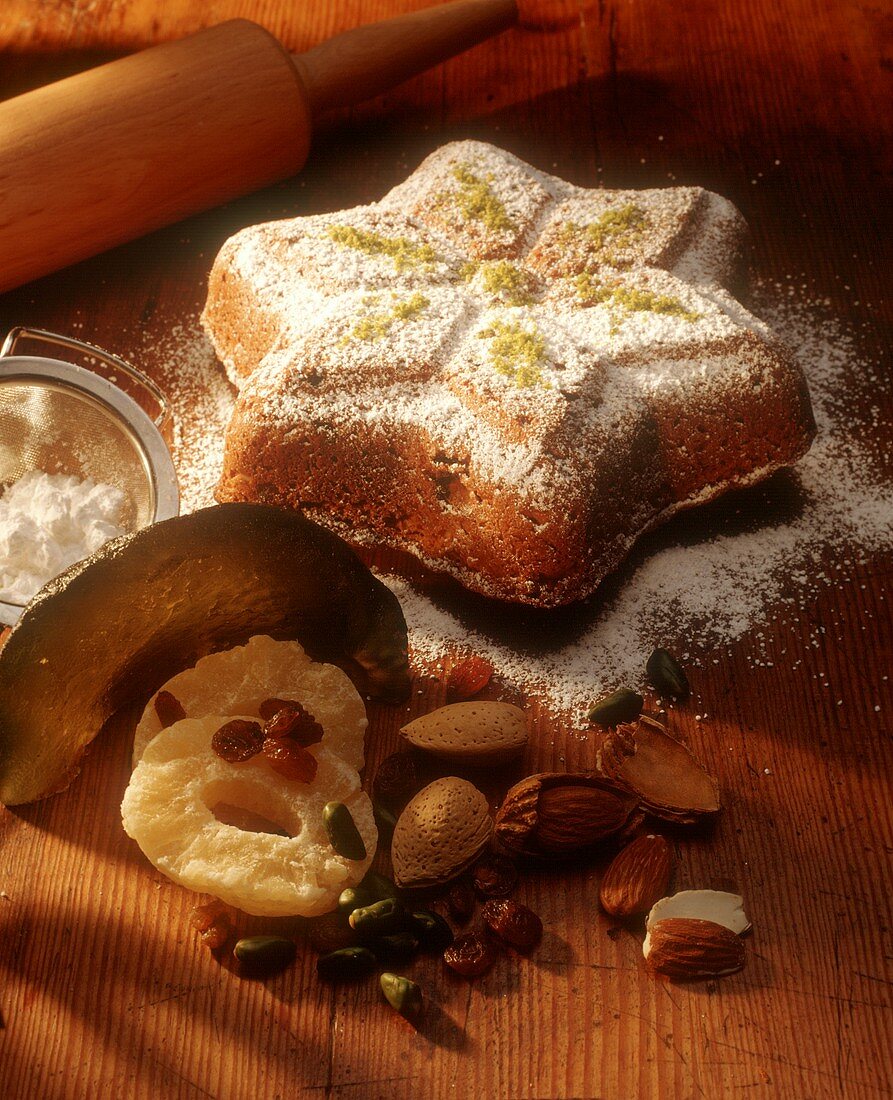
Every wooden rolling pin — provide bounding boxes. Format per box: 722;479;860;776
0;0;517;294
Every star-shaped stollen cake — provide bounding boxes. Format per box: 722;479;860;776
202;141;815;607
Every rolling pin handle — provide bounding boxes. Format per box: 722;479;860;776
293;0;518;116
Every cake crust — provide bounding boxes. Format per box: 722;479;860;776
203;141;815;607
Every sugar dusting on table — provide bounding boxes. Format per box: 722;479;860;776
140;322;236;515
154;291;891;728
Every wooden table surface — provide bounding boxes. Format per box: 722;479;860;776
1;2;891;1098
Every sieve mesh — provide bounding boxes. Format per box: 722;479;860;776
0;377;155;537
0;328;178;623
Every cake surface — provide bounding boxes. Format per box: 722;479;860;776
203;141;815;607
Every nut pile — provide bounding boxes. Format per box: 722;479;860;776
181;645;752;1003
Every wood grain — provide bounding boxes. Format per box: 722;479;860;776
1;2;891;1098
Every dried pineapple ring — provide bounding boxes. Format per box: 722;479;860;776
122;715;376;917
132;635;366;770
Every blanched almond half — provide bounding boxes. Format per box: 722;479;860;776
645;889;751;938
400;702;527;765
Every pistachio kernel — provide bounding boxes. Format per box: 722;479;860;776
380;972;424;1021
646;648;690;700
349;897;411;938
338;886;374;915
233;936;296;976
588;688;644;727
411;909;455;953
316;946;378;982
361;871;400;903
323;801;367;860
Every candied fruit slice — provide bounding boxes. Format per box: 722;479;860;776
121;715;376;917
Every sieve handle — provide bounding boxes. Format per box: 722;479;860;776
0;326;170;428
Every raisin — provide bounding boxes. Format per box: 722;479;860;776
258;697;292;720
262;700;324;746
263;738;318;783
446;879;476;923
201;920;231;950
372;751;421;808
155;689;186;729
472;855;518;899
191;902;231;950
306;911;357;954
481;899;542;954
443;932;498;977
211;719;264;762
446;655;493;700
190;901;225;932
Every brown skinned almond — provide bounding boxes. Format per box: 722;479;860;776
644;917;745;980
599;834;674;918
494;773;638;857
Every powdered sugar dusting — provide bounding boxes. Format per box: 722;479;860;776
140;322;235;514
380;289;893;726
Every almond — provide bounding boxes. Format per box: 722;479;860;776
400;702;527;766
646;889;751;935
599;834;673;918
643;917;745;979
391;777;492;889
494;773;638;857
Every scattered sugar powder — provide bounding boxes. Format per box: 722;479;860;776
138;321;236;514
379;287;893;725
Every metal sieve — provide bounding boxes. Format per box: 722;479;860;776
0;326;179;624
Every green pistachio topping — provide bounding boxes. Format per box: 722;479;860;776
326;225;437;271
449;164;516;234
346;292;430;343
479;319;549;388
573;273;700;326
461;260;535;306
560;202;648;261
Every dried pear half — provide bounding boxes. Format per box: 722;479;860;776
0;503;409;805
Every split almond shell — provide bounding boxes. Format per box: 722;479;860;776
400;702;527;765
392;777;492;888
598;716;720;824
495;773;638;857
